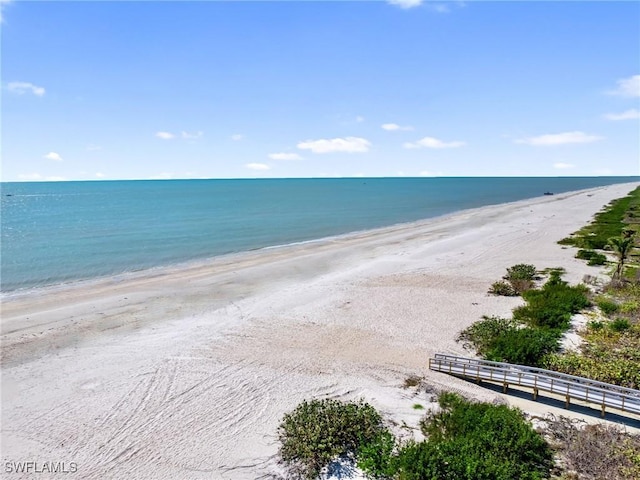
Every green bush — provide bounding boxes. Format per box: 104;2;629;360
457;316;559;367
513;277;590;330
576;249;608;266
356;430;397;479
278;398;390;479
610;318;631;332
597;298;619;315
504;263;538;282
456;316;517;355
393;393;552;480
485;327;560;367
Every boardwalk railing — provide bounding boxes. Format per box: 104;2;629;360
429;353;640;417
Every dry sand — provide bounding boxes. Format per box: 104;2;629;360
2;182;639;479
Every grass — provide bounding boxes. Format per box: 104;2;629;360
558;186;640;250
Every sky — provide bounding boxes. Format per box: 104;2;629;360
1;0;639;181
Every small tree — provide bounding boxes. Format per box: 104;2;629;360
609;236;635;281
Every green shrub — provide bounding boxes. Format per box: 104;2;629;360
458;316;559;367
393;393;553;480
356;430;397;479
278;398;390;479
610;318;631;332
513;277;590;330
485;327;561;367
488;280;517;296
457;316;517;355
576;249;608;266
505;264;537;282
597;298;619;315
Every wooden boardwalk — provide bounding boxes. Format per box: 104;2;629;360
429;353;640;417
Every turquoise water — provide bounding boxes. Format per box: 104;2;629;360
1;177;637;292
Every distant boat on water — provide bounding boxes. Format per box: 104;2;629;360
543;192;554;196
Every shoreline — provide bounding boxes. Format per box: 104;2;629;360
2;182;639;479
3;180;637;297
0;183;627;301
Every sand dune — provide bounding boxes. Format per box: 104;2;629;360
2;182;638;479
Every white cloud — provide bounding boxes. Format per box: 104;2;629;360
155;131;175;140
7;81;45;96
356;116;365;123
87;144;102;151
403;136;465;149
297;137;371;154
607;75;640;97
381;123;414;131
515;131;603;146
44;152;63;161
594;168;613;176
419;170;441;177
268;152;302;161
231;134;244;141
245;163;270;171
95;172;105;178
553;162;575;169
604;109;640;121
387;0;423;9
181;130;203;139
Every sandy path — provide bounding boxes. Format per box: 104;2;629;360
2;182;638;479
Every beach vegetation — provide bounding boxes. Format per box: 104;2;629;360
610;235;636;282
545;416;640;480
575;249;608;266
393;393;552;480
596;297;619;315
277;398;391;480
505;263;538;282
457;316;559;367
513;274;590;330
488;280;517;296
558;187;640;250
489;264;538;296
543;320;640;389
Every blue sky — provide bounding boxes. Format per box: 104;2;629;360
2;0;639;181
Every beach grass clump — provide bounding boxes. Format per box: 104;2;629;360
277;398;391;479
393;393;553;480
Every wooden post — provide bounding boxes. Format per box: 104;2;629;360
601;404;606;418
532;388;538;401
503;383;508;393
565;395;570;409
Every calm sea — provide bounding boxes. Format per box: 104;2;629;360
1;177;637;293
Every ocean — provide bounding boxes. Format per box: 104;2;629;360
1;177;637;293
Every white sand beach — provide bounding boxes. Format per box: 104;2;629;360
2;182;639;479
